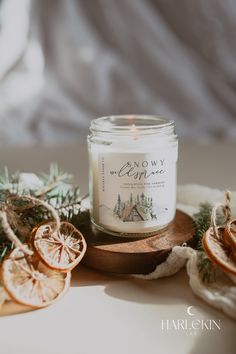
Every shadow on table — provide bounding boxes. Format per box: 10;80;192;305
75;265;236;354
73;266;195;306
73;266;236;330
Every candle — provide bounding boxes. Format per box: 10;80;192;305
88;115;178;237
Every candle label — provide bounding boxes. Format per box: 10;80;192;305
97;150;177;233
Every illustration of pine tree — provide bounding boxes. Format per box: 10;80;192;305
141;192;145;206
117;194;122;216
114;194;122;217
130;193;133;206
137;194;140;204
144;196;148;207
121;201;125;211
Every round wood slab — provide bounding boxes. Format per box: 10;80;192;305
79;210;195;274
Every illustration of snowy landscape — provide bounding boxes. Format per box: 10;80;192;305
113;193;157;222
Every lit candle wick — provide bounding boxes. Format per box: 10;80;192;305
131;124;138;140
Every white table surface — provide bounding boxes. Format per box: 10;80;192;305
0;141;236;354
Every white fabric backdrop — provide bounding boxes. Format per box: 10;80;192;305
0;0;236;145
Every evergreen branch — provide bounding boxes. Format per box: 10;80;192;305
0;164;83;262
197;251;216;283
193;202;225;283
193;202;212;251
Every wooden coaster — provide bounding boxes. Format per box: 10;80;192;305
79;210;195;275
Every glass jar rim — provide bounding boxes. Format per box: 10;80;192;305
90;115;175;134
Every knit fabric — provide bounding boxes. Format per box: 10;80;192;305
138;184;236;320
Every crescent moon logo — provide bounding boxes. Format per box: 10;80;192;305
187;306;195;316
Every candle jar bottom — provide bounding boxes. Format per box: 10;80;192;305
90;217;173;238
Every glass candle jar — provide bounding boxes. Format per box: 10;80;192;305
88;115;178;237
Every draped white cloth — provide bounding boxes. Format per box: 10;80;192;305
138;185;236;320
0;0;236;145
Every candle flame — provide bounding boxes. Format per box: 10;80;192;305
130;123;138;140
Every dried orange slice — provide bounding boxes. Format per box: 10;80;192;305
202;226;236;275
33;222;87;271
224;219;236;250
2;248;71;308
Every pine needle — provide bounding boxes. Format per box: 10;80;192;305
0;164;84;262
193;202;224;283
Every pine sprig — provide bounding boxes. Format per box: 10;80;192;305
197;252;216;283
193;202;212;251
193;202;225;283
0;168;20;196
37;164;73;198
0;164;84;262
